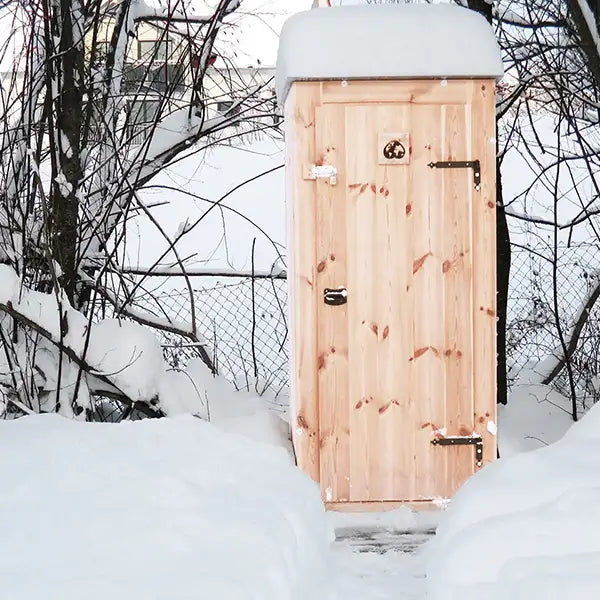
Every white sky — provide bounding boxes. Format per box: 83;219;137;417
232;0;312;66
219;1;448;66
226;0;371;67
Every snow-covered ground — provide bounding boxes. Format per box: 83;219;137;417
0;411;331;600
3;2;598;598
329;545;429;600
498;382;574;456
427;395;600;600
3;380;596;599
0;403;437;600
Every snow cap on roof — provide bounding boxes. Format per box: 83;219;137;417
276;4;504;103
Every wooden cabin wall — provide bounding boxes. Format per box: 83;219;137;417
285;83;321;482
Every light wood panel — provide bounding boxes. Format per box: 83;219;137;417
345;105;379;501
286;83;321;482
373;105;413;501
315;104;350;502
321;79;475;105
441;104;475;495
409;104;446;499
326;501;443;512
288;78;497;507
317;104;416;502
471;80;498;465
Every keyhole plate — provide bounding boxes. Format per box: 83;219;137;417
378;132;410;165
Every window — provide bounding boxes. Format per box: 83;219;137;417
138;40;172;62
217;100;240;116
129;98;160;125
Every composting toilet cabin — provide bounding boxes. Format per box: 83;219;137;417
277;4;503;510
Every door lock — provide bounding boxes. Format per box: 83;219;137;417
323;287;348;306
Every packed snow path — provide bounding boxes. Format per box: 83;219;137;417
335;525;436;555
325;512;440;599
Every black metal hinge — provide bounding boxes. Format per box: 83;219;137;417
431;435;483;467
428;160;481;191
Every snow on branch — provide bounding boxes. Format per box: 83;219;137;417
0;265;208;418
575;0;600;56
129;94;258;189
0;0;271;419
134;0;240;24
104;265;287;279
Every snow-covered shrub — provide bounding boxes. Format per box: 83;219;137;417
0;0;276;419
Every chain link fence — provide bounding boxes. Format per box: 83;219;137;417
137;276;289;397
508;243;600;410
139;243;600;411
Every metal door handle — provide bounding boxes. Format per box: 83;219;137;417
324;287;348;305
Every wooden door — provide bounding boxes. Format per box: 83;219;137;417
314;93;496;505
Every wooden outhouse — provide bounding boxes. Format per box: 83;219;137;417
277;4;504;510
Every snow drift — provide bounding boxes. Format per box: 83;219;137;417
426;401;600;599
497;383;573;457
0;414;332;600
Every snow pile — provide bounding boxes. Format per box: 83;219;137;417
0;414;331;600
89;318;167;400
276;4;504;102
0;264;88;353
208;377;291;451
426;401;600;599
498;383;573;457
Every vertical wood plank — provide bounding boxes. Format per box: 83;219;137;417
286;83;321;482
409;103;446;500
471;79;498;465
315;104;350;503
373;105;413;501
441;97;476;496
345;104;379;501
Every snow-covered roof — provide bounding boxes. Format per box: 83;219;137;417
276;4;504;103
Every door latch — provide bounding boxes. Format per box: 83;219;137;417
308;164;337;185
323;287;348;306
428;160;481;191
431;435;483;467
